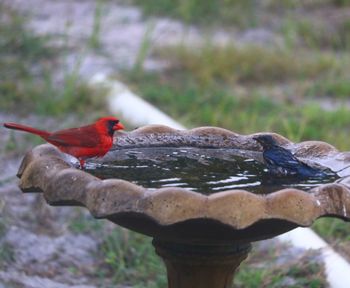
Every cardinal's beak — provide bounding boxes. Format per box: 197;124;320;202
114;122;125;130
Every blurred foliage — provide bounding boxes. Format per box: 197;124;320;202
282;17;350;50
236;259;326;288
156;44;336;85
131;0;259;27
69;210;104;234
313;217;350;263
131;0;350;28
0;220;6;239
126;0;350;151
89;0;103;49
125;70;350;150
99;228;167;288
0;3;107;117
0;219;14;269
332;0;350;6
98;227;327;288
313;218;350;240
0;242;15;269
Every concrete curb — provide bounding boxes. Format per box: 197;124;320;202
278;227;350;288
91;74;185;130
91;74;350;287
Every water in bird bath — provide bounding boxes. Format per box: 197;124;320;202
86;147;339;195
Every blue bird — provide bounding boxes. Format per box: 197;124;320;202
253;135;328;179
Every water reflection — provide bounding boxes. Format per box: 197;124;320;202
86;147;339;195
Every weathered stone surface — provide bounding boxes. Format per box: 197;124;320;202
17;125;350;244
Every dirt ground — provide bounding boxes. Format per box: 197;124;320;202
3;0;282;80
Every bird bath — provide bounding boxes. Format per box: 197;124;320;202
17;125;350;288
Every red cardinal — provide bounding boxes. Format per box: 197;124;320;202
3;116;124;167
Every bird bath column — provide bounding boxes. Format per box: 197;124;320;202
153;240;251;288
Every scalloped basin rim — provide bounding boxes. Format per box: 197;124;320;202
114;125;338;154
17;126;350;242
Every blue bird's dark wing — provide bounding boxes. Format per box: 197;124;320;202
263;147;300;169
263;146;330;178
298;162;327;178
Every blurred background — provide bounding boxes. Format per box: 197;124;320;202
1;0;350;287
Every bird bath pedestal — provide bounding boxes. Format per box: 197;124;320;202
17;125;350;288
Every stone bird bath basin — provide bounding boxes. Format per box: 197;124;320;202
17;125;350;288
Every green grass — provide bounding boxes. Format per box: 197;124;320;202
98;228;166;288
0;3;108;117
89;0;104;50
131;0;350;53
313;217;350;240
98;229;327;287
131;0;350;32
306;74;350;99
124;35;350;149
155;44;336;86
125;72;350;150
131;0;260;27
0;219;14;269
0;242;15;269
282;17;350;50
313;218;350;269
0;219;6;239
152;43;350;101
68;210;104;234
133;21;156;73
236;262;326;288
0;5;53;63
235;245;326;288
331;0;350;6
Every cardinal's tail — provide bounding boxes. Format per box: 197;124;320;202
3;122;50;139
